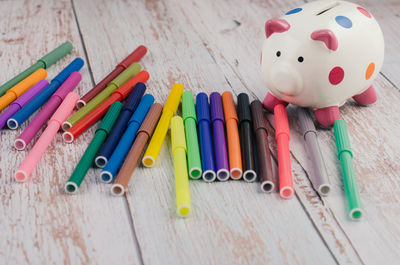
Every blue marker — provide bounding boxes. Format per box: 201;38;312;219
7;58;84;129
196;93;216;182
100;94;154;183
94;82;146;168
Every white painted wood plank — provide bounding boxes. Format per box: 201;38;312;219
73;0;339;264
0;1;141;264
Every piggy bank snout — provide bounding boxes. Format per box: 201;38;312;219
271;66;303;96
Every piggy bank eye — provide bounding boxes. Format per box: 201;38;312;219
298;56;304;63
276;51;281;57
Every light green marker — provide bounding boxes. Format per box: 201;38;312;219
62;62;141;131
334;119;362;221
0;42;73;96
182;91;202;179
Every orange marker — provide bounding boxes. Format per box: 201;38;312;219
0;68;47;111
274;104;294;199
221;91;242;179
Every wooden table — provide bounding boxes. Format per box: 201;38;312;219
1;0;399;264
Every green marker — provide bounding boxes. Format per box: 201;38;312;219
62;62;141;131
182;91;202;179
0;42;73;96
334;119;362;221
64;102;123;194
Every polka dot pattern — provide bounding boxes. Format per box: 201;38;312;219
285;8;302;15
357;7;372;18
365;63;375;80
329;67;344;85
335;16;352;28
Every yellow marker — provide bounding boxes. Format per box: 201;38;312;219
142;83;184;167
0;68;47;111
171;116;191;217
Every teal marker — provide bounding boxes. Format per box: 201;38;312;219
64;102;123;194
334;119;362;221
182;91;202;179
0;42;73;96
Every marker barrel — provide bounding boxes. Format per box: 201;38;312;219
111;103;162;196
182;91;202;179
334;119;362;220
78;46;147;108
65;102;123;194
0;41;73;96
210;92;229;181
142;83;184;167
15;92;78;182
95;82;146;168
8;58;84;129
196;93;215;182
274;104;294;199
171;116;191;217
100;94;154;183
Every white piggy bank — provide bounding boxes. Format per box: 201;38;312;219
261;0;384;127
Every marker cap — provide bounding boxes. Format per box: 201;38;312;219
49;92;79;125
114;71;150;99
38;42;73;68
210;92;224;123
164;83;184;114
196;93;211;123
96;102;124;135
129;94;155;125
250;100;268;132
137;103;163;136
119;46;148;68
221;91;238;122
333;119;353;158
238;93;251;123
110;63;142;88
53;58;84;85
274;104;290;140
171;116;186;153
124;82;147;112
182;91;196;122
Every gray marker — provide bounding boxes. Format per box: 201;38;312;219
298;108;330;196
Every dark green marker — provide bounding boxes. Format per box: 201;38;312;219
64;102;123;194
0;42;73;96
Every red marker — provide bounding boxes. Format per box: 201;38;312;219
63;71;149;142
274;104;294;199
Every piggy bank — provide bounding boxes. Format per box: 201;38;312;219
261;0;384;127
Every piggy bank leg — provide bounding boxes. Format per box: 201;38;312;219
314;106;341;128
353;85;377;105
263;93;287;111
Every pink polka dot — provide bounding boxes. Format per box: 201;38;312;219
329;67;344;85
357;7;372;18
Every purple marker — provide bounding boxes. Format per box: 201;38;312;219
14;72;81;150
210;92;229;181
0;80;49;130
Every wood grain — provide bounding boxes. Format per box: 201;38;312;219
0;1;142;264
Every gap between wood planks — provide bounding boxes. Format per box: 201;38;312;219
70;0;145;264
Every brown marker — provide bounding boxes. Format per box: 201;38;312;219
111;103;162;196
250;100;275;193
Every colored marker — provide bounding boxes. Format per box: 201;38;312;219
298;108;330;196
274;104;294;199
0;42;73;96
196;93;215;182
62;71;149;142
14;72;82;150
8;58;84;130
111;103;162;196
182;91;202;179
0;80;48;130
142;83;184;167
334;119;362;221
62;63;141;131
251;100;274;193
221;91;242;179
95;83;146;167
64;102;123;194
238;93;257;182
210;92;229;181
171;116;191;217
77;46;147;108
15;92;78;182
0;68;47;111
100;95;154;183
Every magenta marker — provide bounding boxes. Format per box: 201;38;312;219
210;92;229;181
0;80;49;130
14;72;81;150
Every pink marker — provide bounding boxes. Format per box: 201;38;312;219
0;80;49;130
14;72;81;150
15;92;79;182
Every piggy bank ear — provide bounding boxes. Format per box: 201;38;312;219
265;19;290;38
311;30;338;51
